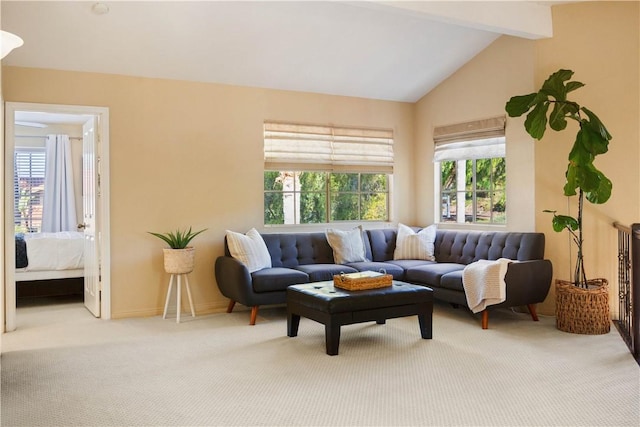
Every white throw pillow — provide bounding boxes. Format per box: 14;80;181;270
325;226;368;264
394;223;437;261
226;228;272;273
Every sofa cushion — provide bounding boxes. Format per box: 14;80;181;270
294;264;358;282
438;270;465;292
394;223;436;261
406;263;465;287
252;267;310;293
386;259;436;270
261;232;335;268
326;226;368;264
366;228;398;262
226;228;272;273
346;261;405;280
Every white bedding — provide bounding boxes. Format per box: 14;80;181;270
22;231;85;271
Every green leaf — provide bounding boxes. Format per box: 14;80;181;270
585;171;612;204
565;81;585;93
579;164;602;192
505;93;537;117
568;134;593;164
148;227;208;249
579;124;609;156
581;107;612;141
564;164;578;196
545;209;579;233
524;101;549;139
549;102;568;131
540;69;574;101
551;214;579;232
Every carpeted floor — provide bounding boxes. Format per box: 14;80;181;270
1;299;638;427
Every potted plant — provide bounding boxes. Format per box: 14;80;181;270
148;227;207;274
505;69;612;334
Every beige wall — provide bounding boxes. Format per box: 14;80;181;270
415;1;639;315
534;1;639;314
414;35;537;231
2;68;414;318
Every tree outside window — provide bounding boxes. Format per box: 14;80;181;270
264;171;388;225
440;157;506;224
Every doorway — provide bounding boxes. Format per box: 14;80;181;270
4;102;111;331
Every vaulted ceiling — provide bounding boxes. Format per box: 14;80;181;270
2;1;556;102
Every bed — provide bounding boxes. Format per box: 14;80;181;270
15;231;85;281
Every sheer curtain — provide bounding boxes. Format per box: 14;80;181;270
42;134;77;232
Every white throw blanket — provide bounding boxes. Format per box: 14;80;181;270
462;258;512;313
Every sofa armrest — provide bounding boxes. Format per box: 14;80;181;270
503;259;553;307
215;256;253;304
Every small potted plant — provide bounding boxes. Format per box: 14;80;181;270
505;69;612;334
148;227;207;274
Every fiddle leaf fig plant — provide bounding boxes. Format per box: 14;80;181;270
505;69;612;289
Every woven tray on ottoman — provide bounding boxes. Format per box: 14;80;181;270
333;271;392;290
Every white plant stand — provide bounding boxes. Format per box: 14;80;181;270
163;273;195;323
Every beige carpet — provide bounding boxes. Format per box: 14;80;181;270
1;298;638;427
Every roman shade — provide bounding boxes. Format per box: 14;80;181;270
264;121;394;173
433;116;506;162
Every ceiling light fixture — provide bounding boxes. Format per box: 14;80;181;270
1;30;24;59
91;2;110;15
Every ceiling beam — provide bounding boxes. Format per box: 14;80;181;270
367;1;554;39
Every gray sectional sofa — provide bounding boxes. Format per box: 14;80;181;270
215;227;552;328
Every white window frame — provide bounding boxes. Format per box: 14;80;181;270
433;117;506;226
436;155;506;225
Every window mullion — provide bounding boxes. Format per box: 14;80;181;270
471;160;476;224
326;174;330;223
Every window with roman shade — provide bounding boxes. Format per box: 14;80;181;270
434;116;507;225
264;122;393;173
264;121;393;225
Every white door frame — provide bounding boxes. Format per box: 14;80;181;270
3;102;111;331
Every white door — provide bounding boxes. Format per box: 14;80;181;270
82;117;100;317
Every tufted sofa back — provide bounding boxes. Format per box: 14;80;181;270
261;233;334;267
367;228;545;265
226;228;544;267
224;231;374;267
434;230;545;264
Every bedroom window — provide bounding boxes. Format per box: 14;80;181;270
14;148;46;233
434;117;506;225
264;122;393;225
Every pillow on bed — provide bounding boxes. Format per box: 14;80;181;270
326;225;368;264
394;223;437;261
226;228;272;273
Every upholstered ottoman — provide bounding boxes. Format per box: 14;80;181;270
287;281;433;355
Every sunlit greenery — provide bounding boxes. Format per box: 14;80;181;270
264;171;389;224
440;157;506;224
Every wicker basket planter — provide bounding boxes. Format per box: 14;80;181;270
163;247;195;274
555;278;610;334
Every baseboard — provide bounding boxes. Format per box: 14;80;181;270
111;302;229;319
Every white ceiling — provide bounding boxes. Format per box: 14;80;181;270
2;1;556;103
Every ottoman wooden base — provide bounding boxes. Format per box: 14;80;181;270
287;281;433;355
